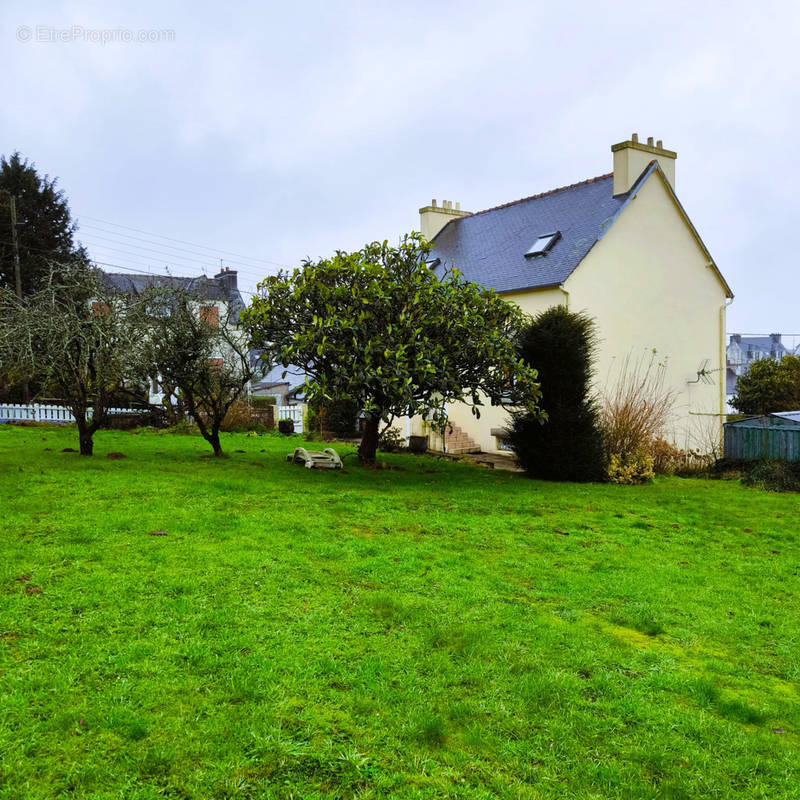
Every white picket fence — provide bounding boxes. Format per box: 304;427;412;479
0;401;304;433
276;405;304;434
0;403;141;423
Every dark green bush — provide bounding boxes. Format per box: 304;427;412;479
378;427;405;453
307;397;359;438
250;395;277;408
507;307;606;482
741;460;800;492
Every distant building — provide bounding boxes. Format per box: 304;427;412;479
250;363;307;406
101;268;246;405
726;334;790;410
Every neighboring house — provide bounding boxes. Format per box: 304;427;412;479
408;134;733;454
250;364;308;406
726;334;790;411
101;268;245;405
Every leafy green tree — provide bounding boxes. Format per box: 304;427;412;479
507;306;606;482
0;264;142;455
731;354;800;415
135;285;262;457
0;152;88;297
242;234;542;463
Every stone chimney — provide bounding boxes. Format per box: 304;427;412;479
418;199;470;241
611;133;677;195
214;267;238;299
730;334;741;345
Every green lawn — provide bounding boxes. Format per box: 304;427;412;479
1;425;798;799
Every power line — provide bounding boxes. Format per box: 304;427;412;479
78;222;284;273
0;238;260;297
77;231;277;284
78;214;289;269
80;235;229;270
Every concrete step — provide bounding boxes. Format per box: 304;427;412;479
442;424;481;455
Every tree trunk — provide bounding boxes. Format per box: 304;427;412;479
75;412;94;456
358;415;380;463
208;428;223;457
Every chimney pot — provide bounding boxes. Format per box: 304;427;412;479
657;139;663;149
455;202;461;211
432;199;437;207
612;132;677;194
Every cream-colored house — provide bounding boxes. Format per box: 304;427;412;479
409;134;733;455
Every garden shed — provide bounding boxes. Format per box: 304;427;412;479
723;412;800;461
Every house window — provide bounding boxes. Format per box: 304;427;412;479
199;305;219;327
525;231;561;257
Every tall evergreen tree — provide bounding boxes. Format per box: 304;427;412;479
508;306;606;482
0;152;88;296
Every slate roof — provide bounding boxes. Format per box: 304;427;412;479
251;364;308;395
733;336;789;360
429;163;731;298
430;174;626;293
101;272;245;321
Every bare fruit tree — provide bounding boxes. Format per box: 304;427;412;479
0;263;143;455
134;285;263;457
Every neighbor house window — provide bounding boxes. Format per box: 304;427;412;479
525;231;561;257
199;305;219;327
91;301;111;315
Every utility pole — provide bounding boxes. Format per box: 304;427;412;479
5;195;29;402
9;195;22;299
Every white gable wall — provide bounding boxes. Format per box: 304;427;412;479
564;170;728;450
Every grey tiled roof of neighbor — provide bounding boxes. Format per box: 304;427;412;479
100;272;245;319
737;337;789;357
430;174;628;293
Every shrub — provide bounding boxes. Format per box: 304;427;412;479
607;451;655;484
219;400;254;432
742;460;800;492
307;396;360;438
507;307;606;482
600;350;678;482
601;350;675;459
378;427;405;453
651;437;683;475
250;395;277;408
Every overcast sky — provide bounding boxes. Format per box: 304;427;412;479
3;0;799;340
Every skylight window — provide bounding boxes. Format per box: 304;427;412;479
525;231;561;257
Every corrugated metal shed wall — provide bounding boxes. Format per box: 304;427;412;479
724;414;800;461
